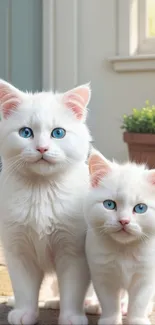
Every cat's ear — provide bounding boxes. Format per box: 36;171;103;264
88;150;111;187
62;83;91;120
147;169;155;185
0;79;23;119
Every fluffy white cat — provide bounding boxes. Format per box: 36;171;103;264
85;150;155;325
0;79;92;325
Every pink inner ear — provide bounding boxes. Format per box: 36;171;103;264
74;87;90;106
0;85;21;118
91;169;108;187
148;172;155;185
64;93;84;119
63;85;90;120
89;154;111;175
3;98;21;118
88;153;111;187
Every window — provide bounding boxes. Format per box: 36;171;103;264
139;0;155;53
109;0;155;72
147;0;155;37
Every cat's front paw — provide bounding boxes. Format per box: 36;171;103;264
8;309;38;325
126;317;151;325
59;313;88;325
98;314;122;325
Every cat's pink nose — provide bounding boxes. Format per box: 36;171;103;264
36;146;48;154
119;219;130;226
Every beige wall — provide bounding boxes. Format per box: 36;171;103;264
43;0;155;162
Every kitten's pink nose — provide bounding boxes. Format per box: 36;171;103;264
119;219;130;226
36;146;48;154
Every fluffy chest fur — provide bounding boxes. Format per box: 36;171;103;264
0;165;89;274
86;232;155;289
0;165;89;238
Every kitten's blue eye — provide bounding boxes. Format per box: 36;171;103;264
133;203;147;214
103;200;116;210
51;128;66;139
19;127;33;138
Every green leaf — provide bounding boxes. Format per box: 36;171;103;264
121;100;155;133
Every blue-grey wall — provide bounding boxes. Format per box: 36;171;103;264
0;0;42;92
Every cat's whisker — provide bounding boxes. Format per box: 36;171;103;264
139;233;149;245
141;232;152;243
1;157;25;186
1;159;21;179
2;155;24;172
1;163;23;186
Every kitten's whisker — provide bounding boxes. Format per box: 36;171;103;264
2;163;23;186
1;160;21;179
3;156;24;173
1;157;25;186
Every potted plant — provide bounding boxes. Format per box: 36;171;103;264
122;100;155;169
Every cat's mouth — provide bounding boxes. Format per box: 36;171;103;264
119;227;136;236
36;157;57;165
40;157;47;161
119;227;130;234
120;229;128;233
38;157;49;163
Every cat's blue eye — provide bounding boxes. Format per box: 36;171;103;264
103;200;117;210
133;203;147;214
19;127;33;138
51;128;66;139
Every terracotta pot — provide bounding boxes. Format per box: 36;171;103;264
123;132;155;169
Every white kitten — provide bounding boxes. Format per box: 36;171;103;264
85;150;155;325
0;79;92;325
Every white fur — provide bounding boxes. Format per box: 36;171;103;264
0;83;92;325
85;158;155;325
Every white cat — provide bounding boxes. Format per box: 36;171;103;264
85;150;155;325
0;79;92;325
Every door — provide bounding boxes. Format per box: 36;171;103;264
0;0;42;92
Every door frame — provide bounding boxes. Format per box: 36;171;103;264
42;0;79;92
42;0;55;91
